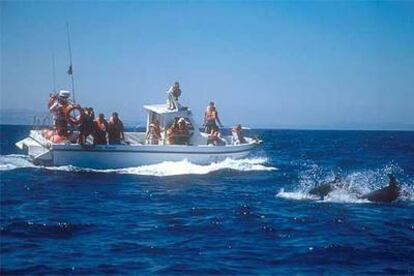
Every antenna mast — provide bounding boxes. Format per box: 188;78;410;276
52;54;56;92
66;22;76;103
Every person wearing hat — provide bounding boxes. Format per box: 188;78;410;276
167;81;182;110
145;120;161;145
49;90;72;137
108;112;125;145
204;101;223;134
175;117;190;145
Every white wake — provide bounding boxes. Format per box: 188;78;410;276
0;154;276;177
0;154;36;171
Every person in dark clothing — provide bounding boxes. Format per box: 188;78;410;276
78;107;95;145
93;113;108;145
108;112;125;145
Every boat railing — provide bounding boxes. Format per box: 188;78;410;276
32;113;53;130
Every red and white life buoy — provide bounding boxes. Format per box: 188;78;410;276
65;105;84;126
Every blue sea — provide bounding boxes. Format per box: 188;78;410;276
1;125;413;274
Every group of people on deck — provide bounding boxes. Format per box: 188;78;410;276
47;82;246;146
83;111;125;145
144;81;246;146
203;101;246;146
166;117;191;145
47;90;125;145
145;117;191;145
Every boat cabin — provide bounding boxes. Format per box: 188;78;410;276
143;103;206;145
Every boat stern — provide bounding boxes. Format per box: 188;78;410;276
15;131;53;165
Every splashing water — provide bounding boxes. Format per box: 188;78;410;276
0;154;36;171
277;161;414;203
0;154;276;177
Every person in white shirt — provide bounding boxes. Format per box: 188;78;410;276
167;81;182;110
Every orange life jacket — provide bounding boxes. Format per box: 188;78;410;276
166;127;176;144
149;123;161;137
205;107;217;121
62;103;71;115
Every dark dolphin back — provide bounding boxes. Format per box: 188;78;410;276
309;183;334;198
362;185;400;203
308;177;343;199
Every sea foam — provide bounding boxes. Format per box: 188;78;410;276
0;154;276;177
0;154;36;171
276;162;413;203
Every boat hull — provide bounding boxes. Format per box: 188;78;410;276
52;145;255;169
16;131;259;169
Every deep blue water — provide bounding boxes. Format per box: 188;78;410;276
1;125;413;274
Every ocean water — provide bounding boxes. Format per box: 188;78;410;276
1;125;413;274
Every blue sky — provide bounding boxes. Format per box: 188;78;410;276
1;1;413;129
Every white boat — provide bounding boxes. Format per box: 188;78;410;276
16;95;262;169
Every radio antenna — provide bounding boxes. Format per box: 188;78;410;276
52;53;56;92
66;22;76;103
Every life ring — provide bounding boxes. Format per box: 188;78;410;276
65;104;84;126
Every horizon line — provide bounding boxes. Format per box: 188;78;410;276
1;123;413;132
